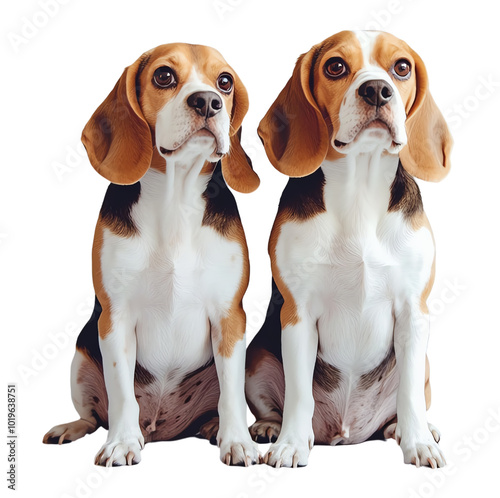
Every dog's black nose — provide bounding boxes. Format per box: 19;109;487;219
187;91;223;119
358;80;393;107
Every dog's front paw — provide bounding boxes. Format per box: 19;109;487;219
95;431;145;467
397;424;446;468
264;435;313;468
218;430;260;466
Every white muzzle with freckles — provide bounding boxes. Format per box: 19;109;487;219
155;69;231;162
334;69;407;155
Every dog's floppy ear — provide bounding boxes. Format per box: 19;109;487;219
221;72;260;193
82;55;153;185
258;47;329;178
399;49;453;182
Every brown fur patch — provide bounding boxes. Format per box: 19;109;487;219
268;213;299;329
92;219;113;339
215;208;250;358
414;212;436;314
218;306;246;358
420;254;436;315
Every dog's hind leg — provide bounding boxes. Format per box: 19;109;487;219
43;299;106;445
245;347;285;443
43;349;104;444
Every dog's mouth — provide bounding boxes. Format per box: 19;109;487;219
159;128;223;156
334;118;402;150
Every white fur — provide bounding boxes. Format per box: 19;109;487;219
265;31;445;468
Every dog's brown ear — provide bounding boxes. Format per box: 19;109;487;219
258;47;329;178
399;49;453;182
82;55;153;185
221;71;260;193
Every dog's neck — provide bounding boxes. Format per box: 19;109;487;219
148;147;215;206
139;149;217;242
321;146;400;231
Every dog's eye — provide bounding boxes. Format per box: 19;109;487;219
392;59;411;80
324;58;349;79
217;73;233;94
153;66;177;88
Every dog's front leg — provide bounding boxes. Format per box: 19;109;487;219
94;308;144;466
394;303;445;468
211;309;260;466
264;316;318;468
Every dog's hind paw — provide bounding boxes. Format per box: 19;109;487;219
43;419;96;445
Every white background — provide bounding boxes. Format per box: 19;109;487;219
2;0;500;497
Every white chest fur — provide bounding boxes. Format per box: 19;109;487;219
276;153;434;374
99;166;243;383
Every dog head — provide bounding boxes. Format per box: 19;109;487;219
82;43;259;192
258;31;452;182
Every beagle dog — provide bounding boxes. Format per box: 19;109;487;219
43;43;260;467
246;31;452;468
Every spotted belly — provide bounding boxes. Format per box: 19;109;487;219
312;348;399;445
134;358;220;442
75;350;220;443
